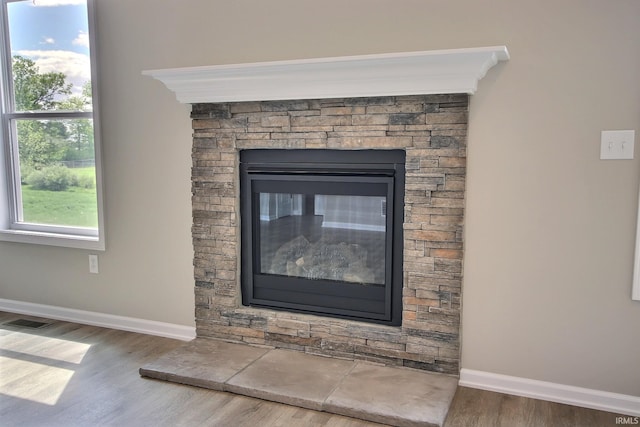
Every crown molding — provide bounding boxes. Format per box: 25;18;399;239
143;46;509;104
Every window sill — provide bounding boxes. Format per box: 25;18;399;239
0;229;104;251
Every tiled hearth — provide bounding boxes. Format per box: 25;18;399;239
191;94;467;374
140;338;458;427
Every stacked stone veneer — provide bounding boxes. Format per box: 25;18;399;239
191;94;467;375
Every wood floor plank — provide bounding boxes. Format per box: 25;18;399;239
0;312;629;427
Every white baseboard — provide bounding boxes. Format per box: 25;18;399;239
0;298;196;341
460;368;640;417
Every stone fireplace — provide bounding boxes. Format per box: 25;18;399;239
191;94;466;374
144;47;509;375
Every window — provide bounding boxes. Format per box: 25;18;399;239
0;0;104;250
634;186;640;301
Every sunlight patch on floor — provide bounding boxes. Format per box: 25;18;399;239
0;330;92;405
1;330;91;364
0;356;75;405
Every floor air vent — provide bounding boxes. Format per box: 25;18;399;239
4;319;52;329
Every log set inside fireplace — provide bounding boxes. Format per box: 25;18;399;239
240;149;405;325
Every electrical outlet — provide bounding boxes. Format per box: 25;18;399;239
89;254;99;274
600;130;635;160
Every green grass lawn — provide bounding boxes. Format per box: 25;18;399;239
20;167;98;228
72;166;96;180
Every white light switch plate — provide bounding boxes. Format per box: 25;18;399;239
600;130;635;160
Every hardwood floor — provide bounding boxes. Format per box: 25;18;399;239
0;311;625;426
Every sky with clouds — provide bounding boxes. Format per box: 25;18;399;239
7;0;91;99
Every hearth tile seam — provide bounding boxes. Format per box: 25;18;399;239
320;356;359;406
221;346;273;393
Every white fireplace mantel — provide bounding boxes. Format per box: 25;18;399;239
142;46;509;104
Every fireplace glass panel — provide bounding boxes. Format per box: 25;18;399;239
259;192;386;285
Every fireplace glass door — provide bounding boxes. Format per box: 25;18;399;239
259;193;387;286
240;150;404;325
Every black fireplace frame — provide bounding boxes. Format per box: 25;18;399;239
240;149;405;325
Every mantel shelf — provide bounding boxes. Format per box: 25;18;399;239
142;46;509;104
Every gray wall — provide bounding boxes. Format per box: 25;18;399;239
0;0;638;396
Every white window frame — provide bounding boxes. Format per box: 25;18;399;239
633;183;640;301
0;0;105;250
